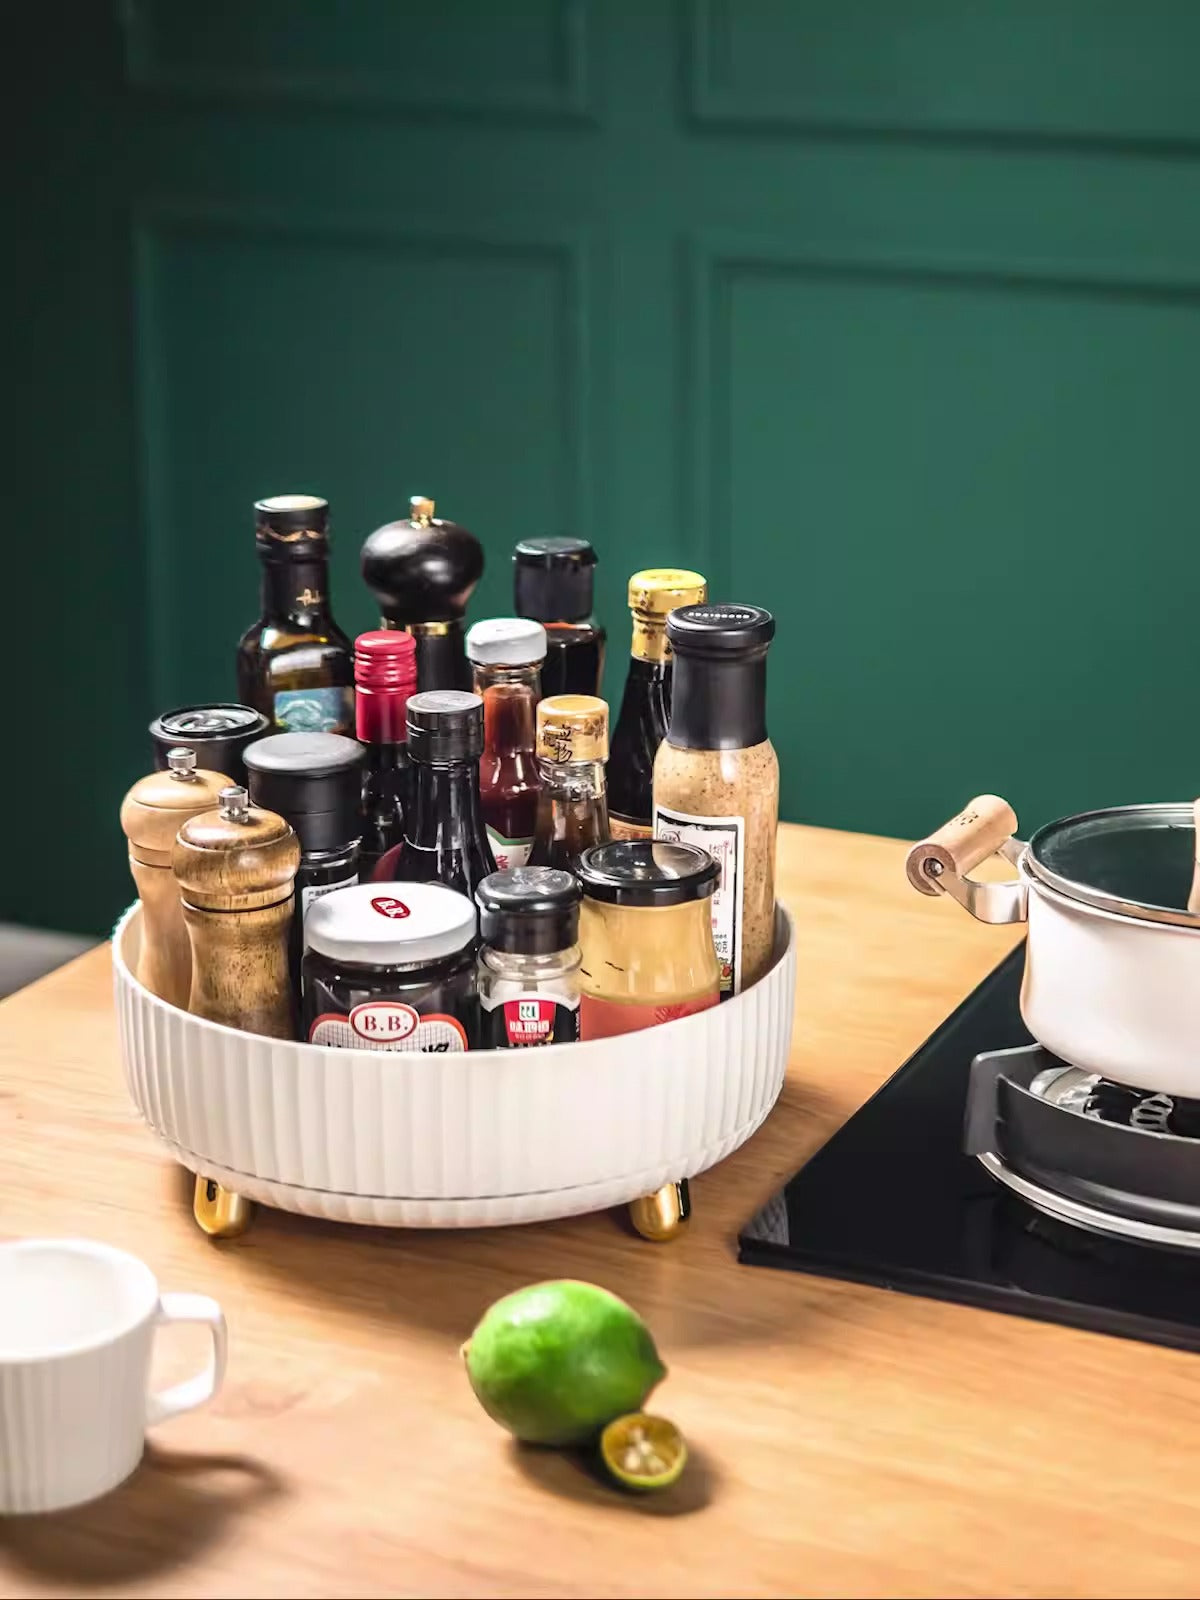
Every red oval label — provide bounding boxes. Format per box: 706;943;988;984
349;1001;419;1042
371;896;411;920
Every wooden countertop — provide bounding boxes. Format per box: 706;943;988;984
2;823;1199;1599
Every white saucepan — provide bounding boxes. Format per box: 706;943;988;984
907;794;1200;1099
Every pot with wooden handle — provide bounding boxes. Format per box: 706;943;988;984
908;794;1200;1099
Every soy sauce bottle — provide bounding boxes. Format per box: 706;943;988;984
513;537;605;698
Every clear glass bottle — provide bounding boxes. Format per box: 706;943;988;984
528;695;611;870
476;867;581;1047
466;617;546;871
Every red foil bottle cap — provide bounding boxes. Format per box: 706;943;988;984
355;630;418;744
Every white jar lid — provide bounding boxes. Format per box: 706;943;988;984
465;617;547;666
304;881;476;966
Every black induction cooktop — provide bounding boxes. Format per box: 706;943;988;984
739;944;1200;1354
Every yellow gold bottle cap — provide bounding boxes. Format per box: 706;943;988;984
536;695;609;763
628;569;708;616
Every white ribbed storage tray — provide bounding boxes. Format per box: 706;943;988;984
113;904;796;1227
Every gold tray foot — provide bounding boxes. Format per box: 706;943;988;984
193;1175;254;1238
628;1179;690;1241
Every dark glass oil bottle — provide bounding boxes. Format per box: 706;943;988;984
355;630;418;880
608;568;707;840
374;690;496;903
236;495;354;735
513;537;605;698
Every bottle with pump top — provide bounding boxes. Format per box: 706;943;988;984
354;629;418;879
528;695;611;870
236;495;355;735
361;496;483;692
172;784;301;1240
466;617;546;871
513;537;605;697
608;569;708;840
119;749;232;1009
242;732;365;1004
374;689;497;901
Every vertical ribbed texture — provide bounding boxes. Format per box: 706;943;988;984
113;904;797;1224
0;1325;150;1514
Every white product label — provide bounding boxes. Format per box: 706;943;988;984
308;1002;468;1053
486;827;534;872
653;806;744;998
302;875;358;918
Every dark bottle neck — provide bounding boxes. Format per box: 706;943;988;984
260;556;333;624
380;622;469;692
667;653;767;750
406;757;488;850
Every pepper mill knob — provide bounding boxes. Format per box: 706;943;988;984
167;747;197;778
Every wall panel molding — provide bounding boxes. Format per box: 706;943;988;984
123;0;596;126
684;0;1200;151
132;200;595;705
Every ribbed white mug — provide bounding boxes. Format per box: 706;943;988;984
0;1239;227;1514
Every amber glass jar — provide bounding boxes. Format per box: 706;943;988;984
575;840;719;1039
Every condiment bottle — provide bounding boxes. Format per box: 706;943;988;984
242;732;365;999
355;629;418;879
374;690;497;901
236;494;355;734
574;840;720;1038
172;785;301;1242
119;749;233;1008
652;604;778;999
476;867;582;1047
528;695;611;870
513;537;605;697
149;704;269;788
466;617;547;871
360;495;484;692
172;785;301;1039
608;569;708;841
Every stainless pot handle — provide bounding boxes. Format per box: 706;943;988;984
905;795;1029;925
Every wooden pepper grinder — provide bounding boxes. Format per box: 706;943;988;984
119;748;233;1008
173;784;301;1238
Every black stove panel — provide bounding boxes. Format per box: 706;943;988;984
739;944;1200;1354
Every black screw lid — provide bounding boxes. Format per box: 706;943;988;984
514;537;597;624
406;689;484;764
150;703;269;786
476;866;581;954
576;839;719;906
254;494;330;560
666;604;775;657
665;604;775;751
243;732;364;854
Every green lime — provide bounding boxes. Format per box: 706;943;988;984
600;1413;687;1491
462;1280;666;1446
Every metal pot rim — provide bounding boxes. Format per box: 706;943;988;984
1026;802;1200;930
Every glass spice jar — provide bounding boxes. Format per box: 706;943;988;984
476;867;582;1047
574;839;720;1039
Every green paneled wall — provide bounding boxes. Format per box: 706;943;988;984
14;0;1200;935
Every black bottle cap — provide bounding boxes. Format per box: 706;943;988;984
406;689;484;764
665;604;774;750
514;537;597;623
476;866;581;954
255;494;330;559
150;703;270;787
576;839;719;906
243;732;364;854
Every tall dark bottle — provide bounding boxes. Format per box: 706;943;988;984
373;690;497;902
513;537;605;697
236;495;355;734
355;629;418;880
360;495;484;693
608;568;707;841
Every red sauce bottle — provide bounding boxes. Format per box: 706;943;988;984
465;618;546;871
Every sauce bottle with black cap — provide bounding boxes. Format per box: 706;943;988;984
361;495;484;692
243;731;366;997
476;867;581;1047
652;604;778;999
513;536;605;697
236;494;355;734
375;690;497;900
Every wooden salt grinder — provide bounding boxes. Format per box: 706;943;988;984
119;749;232;1009
173;785;301;1239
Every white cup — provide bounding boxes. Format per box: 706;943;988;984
0;1238;227;1514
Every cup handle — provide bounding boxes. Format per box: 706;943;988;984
145;1292;228;1427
